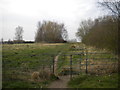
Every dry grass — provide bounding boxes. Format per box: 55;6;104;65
80;45;118;75
31;72;40;81
31;69;51;81
57;59;118;76
85;60;118;75
36;43;65;46
31;68;59;82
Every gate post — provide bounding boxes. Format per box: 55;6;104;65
79;54;82;74
70;55;72;79
85;49;88;74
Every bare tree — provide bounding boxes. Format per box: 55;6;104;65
76;19;94;41
15;26;24;41
98;0;120;17
98;0;120;55
35;22;44;42
35;21;68;43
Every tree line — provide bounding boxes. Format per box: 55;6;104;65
76;15;118;53
1;21;68;44
76;0;119;55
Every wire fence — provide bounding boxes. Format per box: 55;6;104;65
2;47;118;82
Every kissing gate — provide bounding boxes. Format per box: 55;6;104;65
52;48;118;79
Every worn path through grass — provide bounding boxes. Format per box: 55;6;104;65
48;75;70;88
48;53;70;88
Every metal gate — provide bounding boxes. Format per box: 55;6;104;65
56;48;118;79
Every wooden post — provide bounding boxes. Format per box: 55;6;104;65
70;55;72;79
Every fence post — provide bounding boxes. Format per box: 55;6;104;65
70;55;72;79
50;65;52;73
79;54;82;74
85;48;88;74
63;54;66;60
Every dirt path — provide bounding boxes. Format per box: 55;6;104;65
48;53;70;88
48;75;70;88
54;53;60;75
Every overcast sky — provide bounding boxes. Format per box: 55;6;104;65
0;0;106;41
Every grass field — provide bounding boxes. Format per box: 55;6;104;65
2;43;119;88
2;43;70;88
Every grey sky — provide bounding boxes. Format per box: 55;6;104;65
0;0;106;41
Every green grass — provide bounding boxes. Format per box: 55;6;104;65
68;73;118;88
2;80;49;88
2;43;118;88
2;43;70;88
